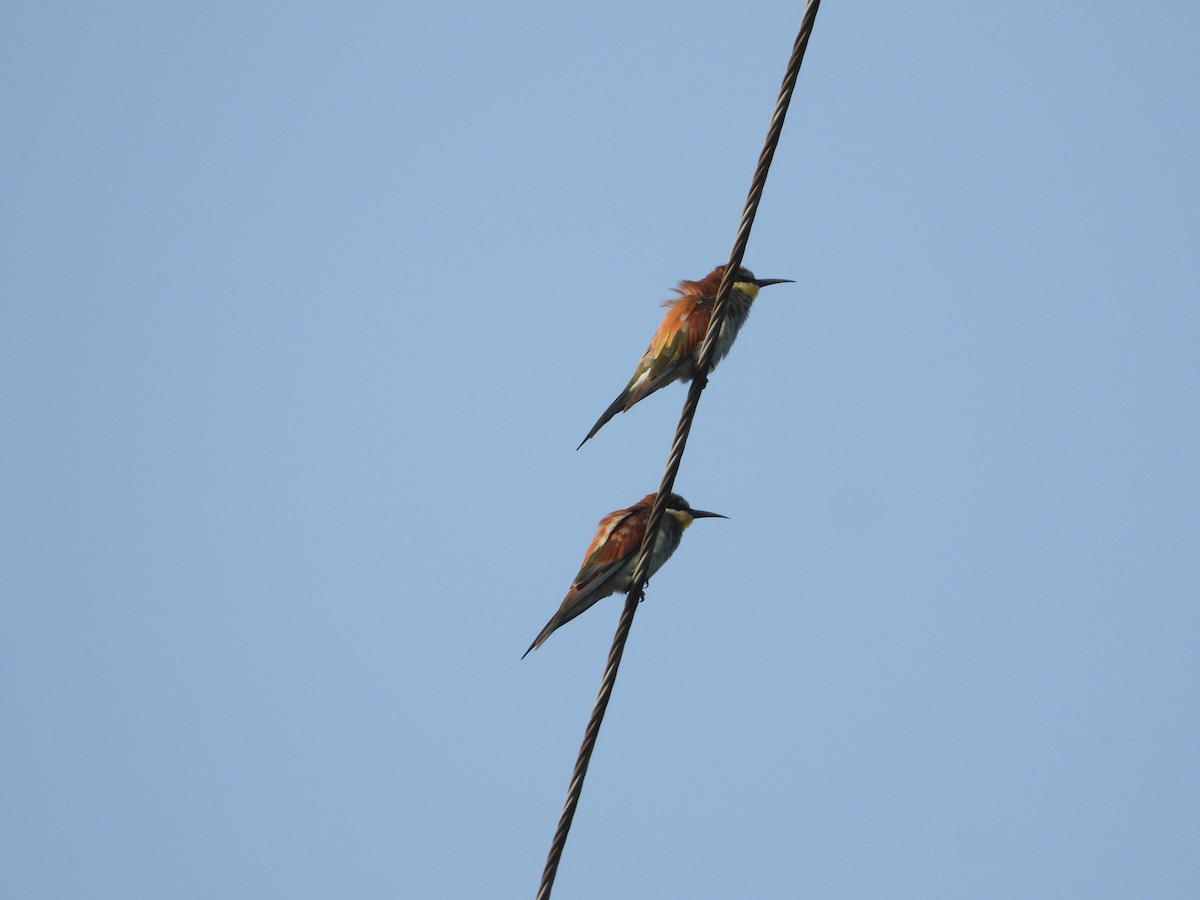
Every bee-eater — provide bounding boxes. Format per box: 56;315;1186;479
577;265;793;448
522;492;726;658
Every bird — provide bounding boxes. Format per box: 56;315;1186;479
522;492;726;658
577;265;793;448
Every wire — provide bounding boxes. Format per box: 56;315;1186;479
535;4;823;897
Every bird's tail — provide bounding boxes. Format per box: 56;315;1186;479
521;586;612;658
576;390;630;450
521;614;561;659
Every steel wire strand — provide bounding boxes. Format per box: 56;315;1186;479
535;5;822;897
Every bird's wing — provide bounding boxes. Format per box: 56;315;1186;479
625;298;711;406
524;501;653;656
649;296;709;361
550;540;634;631
567;505;645;596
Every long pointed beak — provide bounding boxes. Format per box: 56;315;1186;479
754;277;794;288
690;509;727;520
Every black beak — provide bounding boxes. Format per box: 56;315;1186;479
754;277;794;288
690;509;728;520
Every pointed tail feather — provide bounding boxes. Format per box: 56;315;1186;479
522;614;561;659
576;390;630;450
521;583;615;658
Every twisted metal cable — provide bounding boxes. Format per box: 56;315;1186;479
535;5;822;897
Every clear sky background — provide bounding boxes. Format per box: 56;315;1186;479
3;3;1198;898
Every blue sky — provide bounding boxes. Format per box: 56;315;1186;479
3;3;1198;897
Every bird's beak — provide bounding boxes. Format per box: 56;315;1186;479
689;509;728;520
754;277;794;288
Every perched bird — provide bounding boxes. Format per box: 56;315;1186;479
522;492;725;658
577;265;793;448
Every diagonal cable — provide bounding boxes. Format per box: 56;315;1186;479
534;4;823;897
